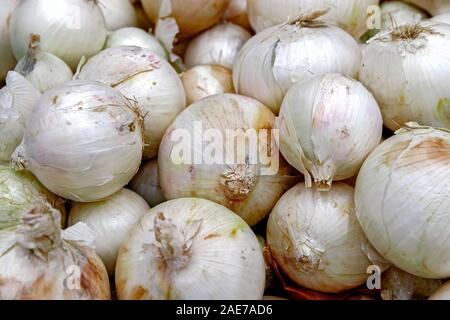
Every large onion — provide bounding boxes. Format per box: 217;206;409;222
355;124;450;279
0;0;21;82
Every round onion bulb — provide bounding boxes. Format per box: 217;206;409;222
267;182;390;293
360;22;450;131
105;27;168;60
97;0;138;31
11;80;144;202
0;0;21;82
181;65;234;106
14;34;73;93
429;282;450;300
115;198;266;299
223;0;251;31
0;164;66;230
9;0;107;70
68;189;149;276
381;266;445;300
429;13;450;24
247;0;379;38
0;201;110;300
404;0;450;16
141;0;230;37
233;10;361;114
184;23;251;69
77;46;186;159
277;73;383;191
158;93;299;226
355;125;450;279
129;159;166;208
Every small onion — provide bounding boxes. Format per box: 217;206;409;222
355;125;450;279
277;73;383;190
77;46;186;159
233;10;361;114
129;159;166;208
9;0;107;69
15;34;73;93
184;23;251;69
97;0;138;31
0;164;66;230
267;182;389;293
115;198;266;300
381;266;445;300
158;94;299;226
360;22;450;130
223;0;251;31
105;27;169;60
0;201;110;300
0;0;20;82
141;0;230;37
429;282;450;300
0;71;41;162
247;0;379;38
68;188;149;276
11;80;144;202
181;65;234;105
404;0;450;16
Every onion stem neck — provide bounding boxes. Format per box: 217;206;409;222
287;8;330;28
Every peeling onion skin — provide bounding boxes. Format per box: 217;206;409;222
115;198;266;300
129;159;166;208
429;281;450;300
355;126;450;279
9;0;107;70
184;23;251;70
181;65;234;106
77;46;186;159
267;182;388;294
247;0;379;38
277;73;383;190
141;0;230;37
158;94;299;226
360;23;450;131
233;17;361;114
11;80;144;203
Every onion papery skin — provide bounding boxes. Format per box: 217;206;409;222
233;20;361;114
267;182;388;293
355;126;450;279
77;46;186;159
360;23;450;131
158;93;299;226
11;80;144;202
277;73;383;190
115;198;266;300
9;0;107;69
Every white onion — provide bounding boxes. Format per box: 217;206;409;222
14;34;73;93
141;0;230;37
129;159;166;208
184;23;251;70
0;0;21;82
105;27;168;60
0;201;110;300
158;93;299;226
404;0;450;16
9;0;107;69
68;188;149;276
429;281;450;300
0;164;66;230
277;73;383;190
11;80;144;202
181;65;234;106
97;0;138;31
0;71;41;162
115;198;266;299
247;0;379;37
77;46;186;159
223;0;251;31
360;23;450;130
233;11;361;114
355;125;450;279
267;182;389;293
